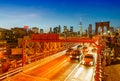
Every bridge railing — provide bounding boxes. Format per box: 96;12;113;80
0;49;67;80
0;67;22;80
93;38;107;81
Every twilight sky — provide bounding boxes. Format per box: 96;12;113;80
0;0;120;32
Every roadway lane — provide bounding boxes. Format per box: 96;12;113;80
64;64;95;81
5;55;79;81
24;55;79;80
3;45;97;81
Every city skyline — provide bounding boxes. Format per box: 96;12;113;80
0;0;120;32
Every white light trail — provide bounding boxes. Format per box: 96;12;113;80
73;68;84;78
64;64;80;81
84;68;94;81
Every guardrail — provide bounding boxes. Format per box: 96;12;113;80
0;49;67;80
94;49;107;81
0;67;22;80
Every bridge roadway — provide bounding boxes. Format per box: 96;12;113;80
3;48;97;81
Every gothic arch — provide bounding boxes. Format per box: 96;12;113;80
95;22;110;35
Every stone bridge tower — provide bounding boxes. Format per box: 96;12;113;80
95;21;110;35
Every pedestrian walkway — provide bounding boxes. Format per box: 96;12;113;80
106;64;120;81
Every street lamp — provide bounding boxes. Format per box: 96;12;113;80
107;30;110;34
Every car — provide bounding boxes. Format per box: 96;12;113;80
77;45;82;50
69;50;82;62
81;54;94;66
66;48;73;55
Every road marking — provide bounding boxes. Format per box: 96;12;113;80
73;68;84;78
64;63;80;81
85;68;94;81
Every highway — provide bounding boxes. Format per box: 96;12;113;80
3;46;97;81
4;56;96;81
64;64;95;81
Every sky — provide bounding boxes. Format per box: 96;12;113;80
0;0;120;32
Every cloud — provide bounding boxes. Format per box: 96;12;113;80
0;6;42;25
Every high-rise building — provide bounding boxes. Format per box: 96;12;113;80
79;21;82;36
40;29;44;33
52;25;61;34
109;27;114;34
32;27;39;33
0;28;18;57
49;27;53;33
58;25;61;33
53;27;57;33
24;26;29;29
63;26;68;32
88;24;92;38
56;27;59;33
70;26;73;32
88;24;92;33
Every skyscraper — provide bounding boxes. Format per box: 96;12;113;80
79;21;82;36
40;29;44;33
49;27;53;33
63;26;68;32
70;26;73;32
88;24;92;38
58;25;61;33
32;27;39;33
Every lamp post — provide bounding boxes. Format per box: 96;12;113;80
107;30;110;34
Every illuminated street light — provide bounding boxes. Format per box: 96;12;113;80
103;32;106;35
107;30;110;34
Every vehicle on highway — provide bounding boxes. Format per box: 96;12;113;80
66;48;74;55
69;50;82;62
81;54;94;66
77;45;82;50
